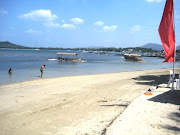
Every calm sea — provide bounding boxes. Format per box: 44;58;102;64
0;49;179;85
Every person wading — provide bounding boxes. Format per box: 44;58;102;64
40;65;45;78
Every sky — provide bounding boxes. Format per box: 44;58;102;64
0;0;180;48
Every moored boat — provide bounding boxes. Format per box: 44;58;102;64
124;54;142;61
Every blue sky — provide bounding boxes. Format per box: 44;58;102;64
0;0;180;48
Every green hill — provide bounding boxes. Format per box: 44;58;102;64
0;41;30;49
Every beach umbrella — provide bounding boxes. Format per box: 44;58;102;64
158;0;176;92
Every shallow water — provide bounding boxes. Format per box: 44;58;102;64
0;49;179;85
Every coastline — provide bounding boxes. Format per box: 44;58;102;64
0;67;176;86
1;47;178;86
0;68;179;135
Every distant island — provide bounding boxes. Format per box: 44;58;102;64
0;41;180;53
139;43;163;51
0;41;30;49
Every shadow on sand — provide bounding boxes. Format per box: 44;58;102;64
100;104;128;107
133;73;180;133
132;74;179;86
148;90;180;105
148;90;180;132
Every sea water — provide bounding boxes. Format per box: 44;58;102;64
0;49;179;85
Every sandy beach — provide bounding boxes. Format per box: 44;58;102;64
0;68;179;135
106;84;180;135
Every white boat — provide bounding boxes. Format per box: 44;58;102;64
48;58;58;61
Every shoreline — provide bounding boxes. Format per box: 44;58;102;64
0;67;176;86
0;68;179;135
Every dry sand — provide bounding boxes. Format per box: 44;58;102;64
0;68;179;135
106;84;180;135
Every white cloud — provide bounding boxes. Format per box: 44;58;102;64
61;24;76;29
130;25;141;34
93;21;117;32
19;9;60;27
103;25;117;31
25;29;42;34
70;18;84;24
146;0;164;3
93;21;104;26
19;9;57;21
61;19;66;23
0;8;8;15
44;21;60;27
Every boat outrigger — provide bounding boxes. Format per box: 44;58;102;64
124;54;142;61
56;52;82;62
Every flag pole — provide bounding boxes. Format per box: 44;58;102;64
172;59;175;92
158;0;176;91
172;0;176;92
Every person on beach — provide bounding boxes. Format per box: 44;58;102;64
8;68;12;74
40;65;45;78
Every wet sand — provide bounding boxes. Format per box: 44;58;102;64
0;68;179;135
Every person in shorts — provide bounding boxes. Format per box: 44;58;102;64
40;65;45;78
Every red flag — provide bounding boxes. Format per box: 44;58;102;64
158;0;175;62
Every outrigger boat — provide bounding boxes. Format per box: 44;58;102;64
124;54;142;61
56;52;82;62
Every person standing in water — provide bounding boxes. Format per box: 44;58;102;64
8;68;12;74
40;65;45;78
